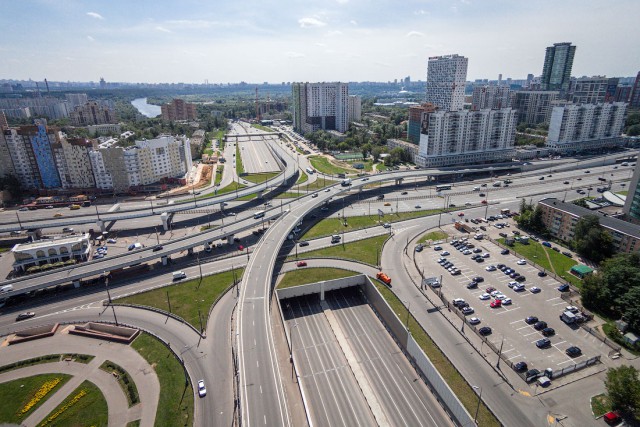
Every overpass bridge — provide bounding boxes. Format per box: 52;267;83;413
225;132;281;141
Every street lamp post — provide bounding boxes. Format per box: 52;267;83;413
104;273;119;326
472;385;483;423
15;211;22;229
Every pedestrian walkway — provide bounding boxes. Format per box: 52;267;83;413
0;331;159;427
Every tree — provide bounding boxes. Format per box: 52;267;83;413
372;147;383;163
605;365;640;417
628;124;640;137
361;143;372;159
622;287;640;332
573;215;614;263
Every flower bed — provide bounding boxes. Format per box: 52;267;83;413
18;378;62;417
39;389;87;426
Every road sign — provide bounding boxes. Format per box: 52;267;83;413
377;209;384;217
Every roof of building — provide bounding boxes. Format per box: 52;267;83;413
12;233;90;252
570;265;594;275
539;198;640;239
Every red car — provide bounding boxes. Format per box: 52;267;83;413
603;411;621;425
458;212;464;217
296;261;307;267
490;299;502;308
481;200;487;204
485;287;496;293
238;245;244;251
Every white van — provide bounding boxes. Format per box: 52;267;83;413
172;271;187;281
0;285;14;294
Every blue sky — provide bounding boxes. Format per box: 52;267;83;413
1;0;638;83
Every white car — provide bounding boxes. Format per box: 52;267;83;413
198;380;207;397
382;223;391;229
463;250;472;255
441;251;450;256
107;238;117;244
502;298;512;305
517;259;527;265
508;281;518;288
482;253;490;258
462;307;475;315
479;293;491;300
469;317;481;325
530;286;541;294
485;265;496;271
495;294;507;300
325;189;331;192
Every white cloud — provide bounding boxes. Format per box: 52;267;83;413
336;0;349;3
86;12;104;20
406;31;425;37
326;30;343;37
350;20;357;25
155;26;172;33
298;17;327;28
87;35;95;42
414;9;428;15
315;42;327;47
285;51;305;58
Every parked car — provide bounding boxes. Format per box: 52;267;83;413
534;321;548;331
525;316;539;324
466;281;478;289
479;326;492;336
490;299;502;308
517;259;527;265
558;284;570;292
514;361;528;372
537;271;547;277
541;327;555;337
485;287;496;293
536;338;552;349
469;317;481;325
473;276;484;283
462;307;475;315
530;286;541;294
296;261;307;267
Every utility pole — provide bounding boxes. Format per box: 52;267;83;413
154;227;160;245
104;275;118;326
496;336;504;369
150;200;155;214
166;291;172;313
15;212;22;229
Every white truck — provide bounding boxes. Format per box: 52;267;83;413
492;181;502;187
560;310;576;324
0;285;14;294
341;178;352;187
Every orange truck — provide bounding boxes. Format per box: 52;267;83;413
376;272;392;286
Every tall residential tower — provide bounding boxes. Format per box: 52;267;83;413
541;42;576;92
425;54;468;111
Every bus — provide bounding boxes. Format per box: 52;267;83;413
254;210;265;219
306;167;315;174
436;184;452;191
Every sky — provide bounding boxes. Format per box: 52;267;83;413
1;0;639;84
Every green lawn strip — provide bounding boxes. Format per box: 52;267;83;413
300;178;337;191
617;190;628;196
302;209;441;240
590;393;612;418
0;247;9;253
251;124;274;132
417;230;448;244
287;234;387;265
116;268;244;330
0;354;93;375
242;172;281;184
214;165;224;186
0;373;72;424
277;268;358;289
126;421;141;427
99;360;139;407
235;193;258;201
132;333;193;427
215;181;247;197
273;192;304;199
309;156;351;176
38;380;107;427
236;144;244;175
372;281;500;427
296;170;309;185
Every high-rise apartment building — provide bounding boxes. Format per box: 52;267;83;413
415;108;517;167
547;102;627;151
624;164;640;223
541;42;576;92
160;99;198;121
70;101;118;126
630;72;640;108
471;85;511;110
568;76;619;104
64;93;89;109
348;95;362;122
0;111;8;129
511;91;560;125
425;54;468;111
407;103;437;145
0;130;16;178
53;137;96;189
292;82;350;134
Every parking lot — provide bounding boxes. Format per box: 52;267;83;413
416;223;612;382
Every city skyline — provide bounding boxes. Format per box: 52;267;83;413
1;0;639;84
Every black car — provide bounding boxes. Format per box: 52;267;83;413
510;272;520;279
479;193;486;197
499;232;507;238
473;248;483;253
562;251;573;258
541;327;556;337
515;361;528;372
473;276;484;283
501;249;510;255
475;257;485;263
525;316;538;324
566;346;582;357
526;369;541;382
515;276;526;282
538;271;547;277
401;191;408;195
534;321;548;331
478;326;492;336
299;241;310;247
497;264;506;270
153;245;163;252
536;338;551;349
558;284;570;292
466;281;478;289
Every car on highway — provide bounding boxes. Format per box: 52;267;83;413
296;261;307;267
198;380;207;397
382;223;391;228
311;193;318;198
566;346;582;357
18;207;28;211
299;241;309;247
563;181;569;184
401;191;408;195
153;245;163;252
479;326;492;336
415;204;422;208
536;338;552;349
325;189;331;192
469;317;481;325
16;312;36;321
384;202;391;206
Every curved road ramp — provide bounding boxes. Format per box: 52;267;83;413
276;275;473;427
69;322;140;344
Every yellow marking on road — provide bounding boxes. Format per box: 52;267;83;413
547;414;556;425
518;389;532;397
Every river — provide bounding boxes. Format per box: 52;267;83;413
131;97;161;118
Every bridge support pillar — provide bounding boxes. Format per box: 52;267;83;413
161;255;169;266
73;280;81;288
160;212;170;231
320;281;325;301
204;241;211;251
96;220;106;233
395;178;404;185
188;248;194;256
257;190;263;199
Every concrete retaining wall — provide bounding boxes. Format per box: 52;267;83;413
276;274;365;300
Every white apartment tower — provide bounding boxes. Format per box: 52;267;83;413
425;54;468;111
292;82;350;134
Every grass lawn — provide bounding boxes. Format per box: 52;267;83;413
309;156;351;176
242;172;281;184
299;178;336;191
273;192;304;199
236;144;244;175
132;333;193;427
99;360;139;407
0;354;92;375
252;124;274;132
0;247;9;253
216;181;247;197
590;393;612;418
372;281;500;427
302;209;441;240
235;193;258;201
497;238;582;287
39;380;108;427
214;165;224;186
296;170;309;185
617;190;628;196
0;373;71;424
117;268;243;330
277;268;358;289
127;421;141;427
288;234;388;265
417;230;448;244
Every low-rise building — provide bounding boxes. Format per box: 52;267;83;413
538;198;640;254
386;139;419;163
11;233;92;273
